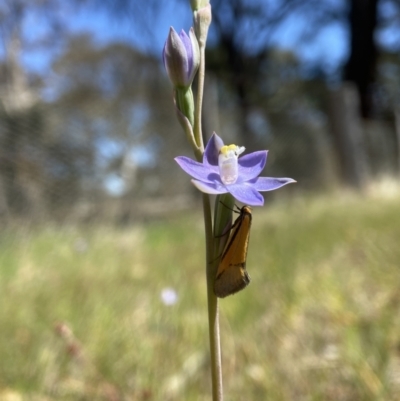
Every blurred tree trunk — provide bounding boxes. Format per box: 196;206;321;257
328;0;378;188
344;0;378;119
328;82;368;188
0;33;39;217
219;37;261;152
0;113;26;215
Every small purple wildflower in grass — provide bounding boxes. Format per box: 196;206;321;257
175;133;296;206
162;27;200;88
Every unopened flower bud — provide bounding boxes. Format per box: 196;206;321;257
162;27;200;88
194;4;212;46
190;0;210;12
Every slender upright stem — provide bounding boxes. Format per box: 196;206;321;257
193;12;223;399
194;44;206;150
202;193;223;401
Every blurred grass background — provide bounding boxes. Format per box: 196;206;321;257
1;186;400;401
2;1;400;400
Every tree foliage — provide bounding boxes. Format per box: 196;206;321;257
1;0;400;220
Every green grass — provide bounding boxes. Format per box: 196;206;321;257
1;191;400;400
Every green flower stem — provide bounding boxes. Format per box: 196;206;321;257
193;43;206;150
176;87;195;128
213;194;235;254
174;102;202;160
202;193;223;401
188;8;222;399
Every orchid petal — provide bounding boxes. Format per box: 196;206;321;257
203;132;222;167
237;151;267;181
175;133;295;206
227;183;265;206
175;156;217;182
188;28;200;82
250;177;296;192
179;29;192;62
191;179;228;195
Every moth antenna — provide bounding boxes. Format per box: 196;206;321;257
219;201;240;214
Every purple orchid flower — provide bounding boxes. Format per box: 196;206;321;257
175;133;295;206
163;27;200;88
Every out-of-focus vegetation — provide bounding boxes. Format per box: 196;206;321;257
1;1;400;400
1;188;400;400
1;0;400;222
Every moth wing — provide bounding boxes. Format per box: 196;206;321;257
214;265;250;298
214;207;252;298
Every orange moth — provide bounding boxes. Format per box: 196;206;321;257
214;205;252;298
